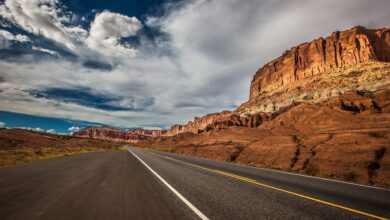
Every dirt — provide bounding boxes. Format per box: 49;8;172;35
0;129;124;167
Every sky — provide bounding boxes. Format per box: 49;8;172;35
0;0;389;133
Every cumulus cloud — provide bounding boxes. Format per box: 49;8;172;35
15;127;44;132
35;127;44;132
0;0;389;128
86;11;142;57
68;126;80;132
0;122;5;128
46;128;56;134
0;1;143;58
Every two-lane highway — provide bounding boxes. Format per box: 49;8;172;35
0;150;197;220
0;147;389;219
128;147;390;220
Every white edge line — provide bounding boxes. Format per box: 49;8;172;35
127;147;209;220
147;149;390;192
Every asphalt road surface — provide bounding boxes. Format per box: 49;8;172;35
0;147;389;220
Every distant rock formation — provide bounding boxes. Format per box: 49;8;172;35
129;128;167;137
74;126;166;143
165;111;272;136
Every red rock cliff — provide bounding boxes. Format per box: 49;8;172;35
249;26;390;100
74;126;166;143
130;129;167;136
164;111;272;136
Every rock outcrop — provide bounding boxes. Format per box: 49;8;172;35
165;26;390;136
130;128;167;137
165;111;272;136
249;26;390;100
74;126;166;143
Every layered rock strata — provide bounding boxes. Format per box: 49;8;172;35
74;126;166;143
250;26;389;99
242;26;390;114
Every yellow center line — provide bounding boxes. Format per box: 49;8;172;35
149;151;388;220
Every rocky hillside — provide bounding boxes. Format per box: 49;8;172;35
164;111;272;136
163;26;390;136
134;26;390;187
74;126;166;143
138;89;390;187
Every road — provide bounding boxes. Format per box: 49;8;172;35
0;147;389;220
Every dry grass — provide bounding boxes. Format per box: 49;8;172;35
0;145;127;167
0;129;126;167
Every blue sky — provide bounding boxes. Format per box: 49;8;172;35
0;111;104;133
0;0;389;133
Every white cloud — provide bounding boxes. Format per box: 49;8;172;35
14;34;30;43
68;126;80;132
15;127;44;132
46;129;56;134
89;11;142;40
141;126;163;130
86;11;143;57
0;34;10;49
0;29;30;49
0;1;143;58
0;0;79;51
0;122;5;128
0;0;389;128
34;127;43;132
32;46;60;56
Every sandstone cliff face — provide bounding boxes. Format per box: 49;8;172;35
130;129;167;136
74;127;166;143
165;111;232;136
165;27;390;136
249;26;390;100
164;111;272;136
